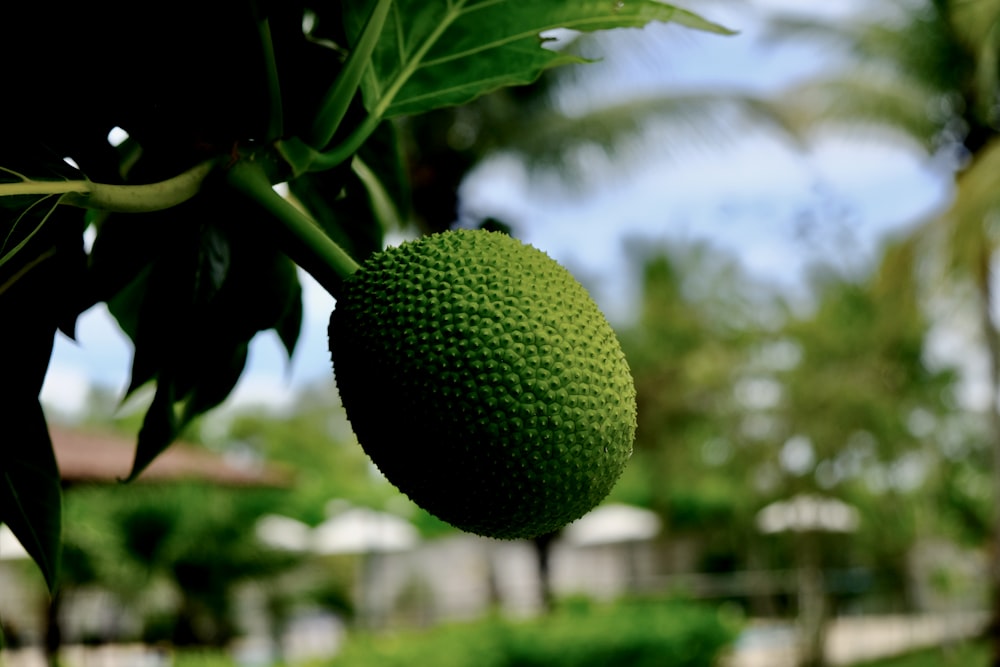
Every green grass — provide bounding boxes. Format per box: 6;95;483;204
172;652;236;667
139;637;994;667
327;598;738;667
850;641;987;667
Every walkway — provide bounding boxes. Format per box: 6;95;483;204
727;612;988;667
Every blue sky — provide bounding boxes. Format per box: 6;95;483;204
40;0;956;419
463;2;952;314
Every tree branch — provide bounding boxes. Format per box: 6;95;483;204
0;160;217;213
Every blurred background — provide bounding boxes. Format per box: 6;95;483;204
7;0;1000;665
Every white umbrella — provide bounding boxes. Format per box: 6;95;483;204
756;494;860;534
255;514;313;552
563;503;661;546
313;507;419;555
757;495;860;667
0;524;29;560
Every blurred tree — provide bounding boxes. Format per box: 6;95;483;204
769;240;958;666
368;13;996;664
36;403;310;652
764;2;1000;662
227;383;395;526
612;240;782;570
60;482;298;648
614;234;962;667
226;382;453;537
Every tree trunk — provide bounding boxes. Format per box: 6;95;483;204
533;531;559;613
796;531;827;667
43;591;62;667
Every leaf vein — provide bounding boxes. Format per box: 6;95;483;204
373;0;470;118
393;74;541;110
417;11;677;71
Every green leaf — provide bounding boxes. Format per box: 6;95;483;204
310;0;394;148
114;217;205;398
344;0;732;119
0;311;62;591
90;211;171;307
129;380;180;481
127;337;251;480
1;158;89;336
0;183;87;590
180;343;250;425
104;266;153;355
99;192;304;477
0;194;62;281
260;255;303;360
213;225;303;350
275;290;303;359
1;403;62;592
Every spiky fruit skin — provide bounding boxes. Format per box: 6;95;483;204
328;229;636;539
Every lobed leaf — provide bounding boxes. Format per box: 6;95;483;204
342;0;731;119
130;381;181;481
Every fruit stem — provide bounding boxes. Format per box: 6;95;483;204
225;158;360;298
308;0;392;150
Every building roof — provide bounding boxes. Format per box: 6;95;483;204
50;426;292;488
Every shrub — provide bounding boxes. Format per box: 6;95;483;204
328;598;739;667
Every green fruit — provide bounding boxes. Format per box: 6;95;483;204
328;229;636;539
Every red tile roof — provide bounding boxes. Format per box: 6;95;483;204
49;426;292;487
